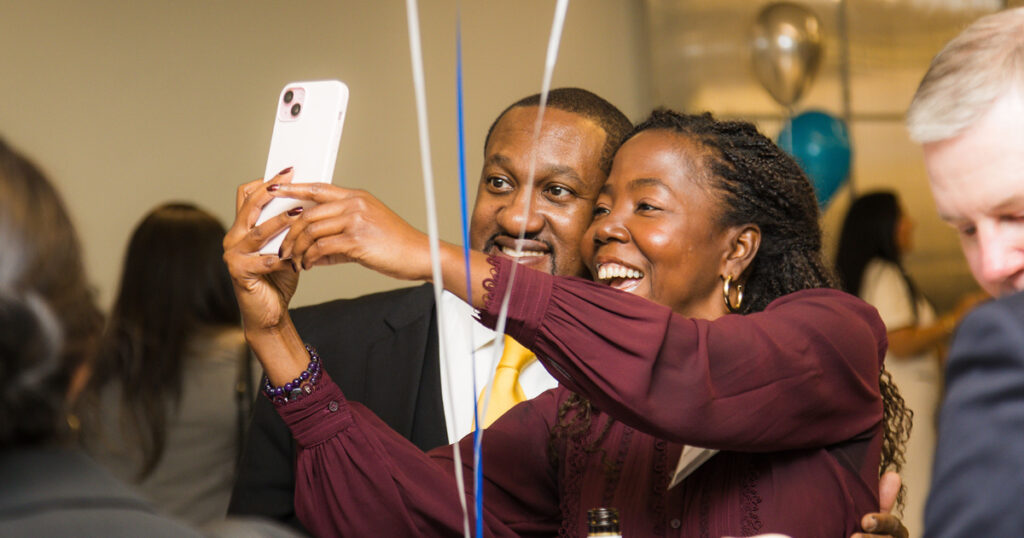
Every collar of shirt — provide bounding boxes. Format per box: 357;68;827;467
441;290;497;354
438;290;498;442
437;290;557;442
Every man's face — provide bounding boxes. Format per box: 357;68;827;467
469;106;608;277
923;92;1024;297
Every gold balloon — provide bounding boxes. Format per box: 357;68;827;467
751;2;823;108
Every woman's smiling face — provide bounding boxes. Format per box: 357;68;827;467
582;129;740;319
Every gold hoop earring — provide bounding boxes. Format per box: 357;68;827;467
722;275;743;313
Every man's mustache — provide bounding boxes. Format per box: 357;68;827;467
483;234;553;253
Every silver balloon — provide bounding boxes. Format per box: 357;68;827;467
750;2;823;108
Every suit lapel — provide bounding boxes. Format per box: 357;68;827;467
363;285;443;444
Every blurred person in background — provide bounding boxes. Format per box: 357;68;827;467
836;191;983;537
78;202;257;527
0;137;201;536
906;6;1024;536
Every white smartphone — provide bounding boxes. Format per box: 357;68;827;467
255;80;349;255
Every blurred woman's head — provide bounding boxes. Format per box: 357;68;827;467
583;109;834;318
87;202;239;477
109;202;239;334
835;191;908;296
0;278;64;449
0;137;103;448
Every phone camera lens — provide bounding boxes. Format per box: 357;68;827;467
283;90;294;104
290;103;301;116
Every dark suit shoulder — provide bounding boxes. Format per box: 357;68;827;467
925;290;1024;537
229;284;447;528
949;291;1024;370
287;283;448;451
290;283;434;331
960;290;1024;328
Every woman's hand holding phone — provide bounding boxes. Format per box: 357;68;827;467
224;170;300;333
224;170;309;386
222;80;350;387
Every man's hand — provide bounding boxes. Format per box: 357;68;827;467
851;471;909;538
271;183;434;282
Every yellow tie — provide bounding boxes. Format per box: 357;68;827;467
479;336;536;428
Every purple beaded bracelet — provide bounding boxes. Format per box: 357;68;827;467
262;344;322;404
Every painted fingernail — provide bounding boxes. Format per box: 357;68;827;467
277;247;283;258
267;183;280;192
287;207;303;217
278;166;293;175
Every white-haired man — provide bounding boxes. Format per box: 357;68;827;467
905;7;1024;537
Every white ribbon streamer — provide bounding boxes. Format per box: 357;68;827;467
477;0;571;440
404;1;471;535
406;2;570;535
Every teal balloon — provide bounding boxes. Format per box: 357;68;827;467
777;110;851;207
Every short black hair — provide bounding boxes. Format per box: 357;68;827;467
484;88;632;176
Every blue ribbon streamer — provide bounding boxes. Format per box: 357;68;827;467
454;9;485;537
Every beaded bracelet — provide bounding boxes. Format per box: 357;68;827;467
262;344;322;404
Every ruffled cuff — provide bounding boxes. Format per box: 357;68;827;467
275;371;353;448
476;255;555;348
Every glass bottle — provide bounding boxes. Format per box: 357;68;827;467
587;507;622;537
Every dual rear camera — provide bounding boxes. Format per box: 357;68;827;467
283;90;301;116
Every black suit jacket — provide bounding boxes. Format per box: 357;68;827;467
924;290;1024;537
227;284;448;533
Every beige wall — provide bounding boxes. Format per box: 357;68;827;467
644;0;991;311
1;0;650;309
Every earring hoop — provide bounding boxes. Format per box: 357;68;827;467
722;275;744;313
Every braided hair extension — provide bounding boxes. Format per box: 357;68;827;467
550;109;910;508
547;392;614;466
880;367;912;509
631;109;835;313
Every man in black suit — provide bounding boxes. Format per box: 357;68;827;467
227;88;633;531
905;7;1024;537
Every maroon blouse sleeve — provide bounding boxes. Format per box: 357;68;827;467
274;371;562;537
478;256;888;452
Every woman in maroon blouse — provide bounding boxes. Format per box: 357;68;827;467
225;109;909;536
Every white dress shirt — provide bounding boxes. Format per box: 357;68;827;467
437;291;558;443
438;292;714;485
